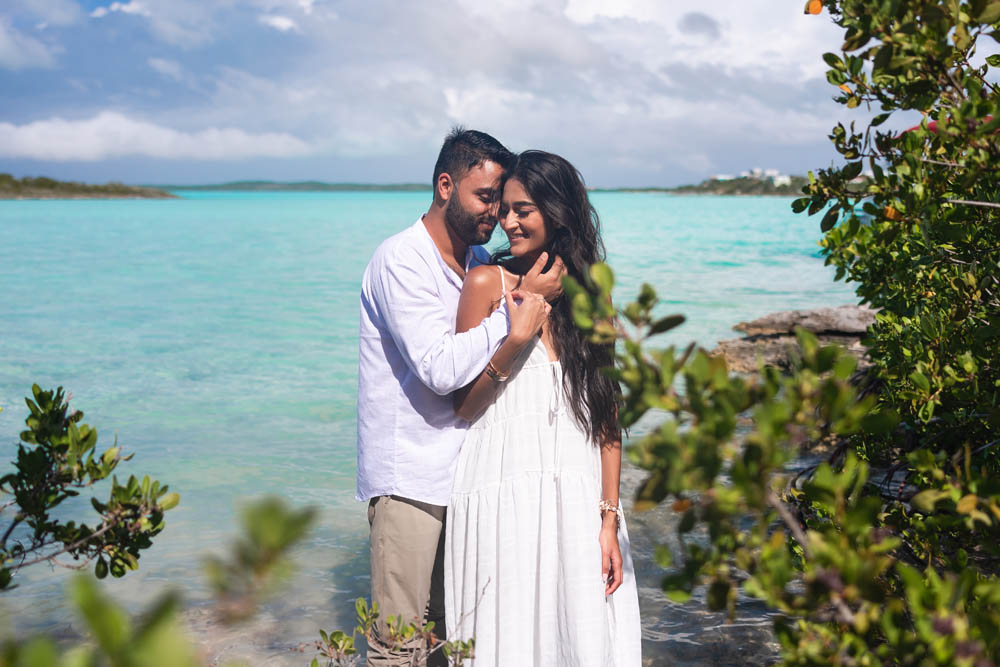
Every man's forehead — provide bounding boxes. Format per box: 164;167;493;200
458;160;504;189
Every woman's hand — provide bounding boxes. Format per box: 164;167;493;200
600;518;623;596
505;289;550;346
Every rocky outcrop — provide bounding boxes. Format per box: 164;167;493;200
713;305;877;373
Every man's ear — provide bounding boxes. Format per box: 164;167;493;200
436;172;454;206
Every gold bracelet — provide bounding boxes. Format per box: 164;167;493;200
485;360;510;383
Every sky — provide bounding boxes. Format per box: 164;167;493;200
1;0;883;187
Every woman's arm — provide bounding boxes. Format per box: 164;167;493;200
600;433;624;596
453;265;549;421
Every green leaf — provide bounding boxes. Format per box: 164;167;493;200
791;197;811;213
987;54;1000;67
978;2;1000;24
871;113;891;126
665;588;692;603
648;314;685;336
14;637;60;667
861;410;899;434
588;262;614;294
822;52;843;69
911;489;949;512
69;576;131;654
842;161;863;180
909;370;931;392
158;492;180;511
561;275;583;300
654;545;673;568
132;591;182;646
873;45;893;72
571;292;594;330
821;206;841;232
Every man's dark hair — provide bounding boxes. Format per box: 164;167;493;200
431;127;513;189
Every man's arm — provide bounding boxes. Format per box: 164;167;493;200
371;251;509;396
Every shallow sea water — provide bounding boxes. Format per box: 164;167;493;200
0;191;856;664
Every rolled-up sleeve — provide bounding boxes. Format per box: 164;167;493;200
373;247;508;395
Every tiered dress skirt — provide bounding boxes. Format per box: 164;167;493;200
445;341;642;666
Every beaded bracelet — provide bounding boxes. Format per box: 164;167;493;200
599;499;623;528
485;360;510;383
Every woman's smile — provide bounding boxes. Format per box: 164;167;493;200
500;177;549;257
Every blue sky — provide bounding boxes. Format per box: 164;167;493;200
2;1;888;186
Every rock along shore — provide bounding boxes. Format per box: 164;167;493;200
711;305;877;373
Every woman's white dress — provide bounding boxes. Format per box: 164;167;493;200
444;292;642;665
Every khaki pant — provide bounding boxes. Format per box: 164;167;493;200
367;495;447;667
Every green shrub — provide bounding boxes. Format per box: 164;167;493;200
568;3;1000;663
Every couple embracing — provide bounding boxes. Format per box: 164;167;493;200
356;128;641;666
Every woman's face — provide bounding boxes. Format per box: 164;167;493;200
499;177;550;258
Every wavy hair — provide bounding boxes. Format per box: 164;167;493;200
494;150;619;445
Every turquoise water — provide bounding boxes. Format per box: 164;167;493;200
0;191;855;661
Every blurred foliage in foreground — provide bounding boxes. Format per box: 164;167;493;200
567;0;1000;664
1;493;317;666
0;385;178;591
0;388;468;665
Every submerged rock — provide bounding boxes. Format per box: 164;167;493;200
713;305;876;373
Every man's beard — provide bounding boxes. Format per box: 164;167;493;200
445;196;493;246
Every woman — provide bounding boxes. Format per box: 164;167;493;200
444;150;642;665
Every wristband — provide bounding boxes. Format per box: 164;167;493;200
485;360;510;383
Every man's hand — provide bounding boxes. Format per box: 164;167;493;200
519;252;566;303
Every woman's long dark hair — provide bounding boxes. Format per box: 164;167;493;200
495;150;619;445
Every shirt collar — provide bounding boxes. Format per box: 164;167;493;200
417;215;473;291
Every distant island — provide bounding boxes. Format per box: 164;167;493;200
657;168;809;196
0;174;176;200
159;180;432;192
663;175;809;196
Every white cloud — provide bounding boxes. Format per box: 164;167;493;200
258;15;299;32
0;112;313;161
90;2;151;19
1;1;862;183
12;0;82;27
148;57;183;81
0;18;57;69
564;0;843;79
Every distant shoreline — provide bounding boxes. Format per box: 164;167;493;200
2;192;178;200
1;174;176;200
159;181;432;192
1;176;811;198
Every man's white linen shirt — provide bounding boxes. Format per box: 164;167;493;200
357;217;509;506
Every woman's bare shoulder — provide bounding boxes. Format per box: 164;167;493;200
463;264;503;294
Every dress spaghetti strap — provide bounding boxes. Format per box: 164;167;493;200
498;265;507;298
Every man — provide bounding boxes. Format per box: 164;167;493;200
356;128;564;666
